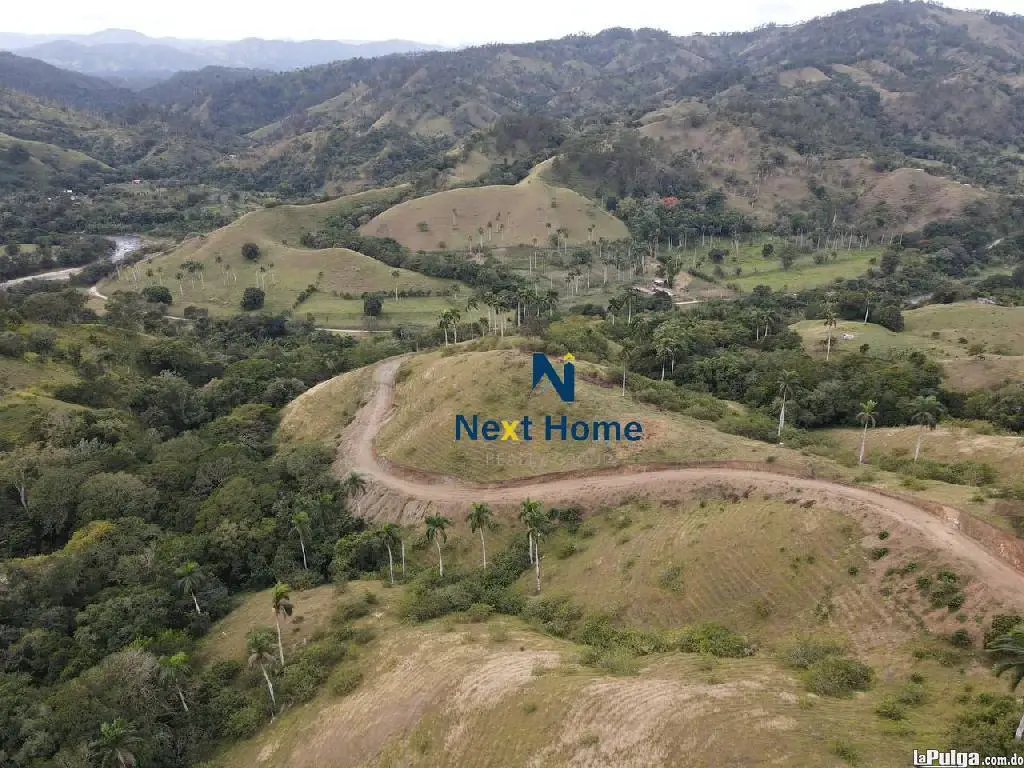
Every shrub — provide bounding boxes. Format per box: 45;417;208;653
875;696;907;720
779;638;845;670
241;287;265;311
659;564;684;592
223;704;266;739
465;603;494;623
948;694;1024;758
241;242;261;261
949;629;972;648
805;656;874;697
678;623;751;658
985;614;1024;647
898;684;927;707
869;547;889;560
330;666;364;697
878;530;890;540
831;740;861;764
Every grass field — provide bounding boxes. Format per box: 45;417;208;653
793;302;1024;390
708;239;885;292
278;366;375;446
359;176;628;252
97;188;463;321
210;494;1017;768
372;348;802;481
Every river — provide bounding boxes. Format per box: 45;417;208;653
0;235;144;288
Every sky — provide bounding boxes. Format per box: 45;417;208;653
2;0;1022;46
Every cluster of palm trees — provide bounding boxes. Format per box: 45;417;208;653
774;371;946;464
244;582;294;715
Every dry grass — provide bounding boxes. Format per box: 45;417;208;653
198;584;348;665
97;188;455;317
373;348;803;481
278;366;375;447
778;67;831;87
794;303;1024;390
359;177;627;252
209;494;1018;768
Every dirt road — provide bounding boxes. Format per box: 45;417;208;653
335;357;1024;602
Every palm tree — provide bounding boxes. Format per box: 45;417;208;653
379;523;401;584
157;652;192;712
391;269;400;300
246;629;278;712
425;515;451;576
525;505;549;594
857;399;878;465
271;582;293;666
91;719;141;768
823;307;838;361
467;503;494;568
909;395;943;462
777;370;798;441
290;510;311;570
438;310;452;345
176;561;205;615
342;471;367;514
988;625;1024;738
519;498;542;564
448;309;462;343
619;338;635;397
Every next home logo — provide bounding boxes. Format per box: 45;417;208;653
454;353;645;443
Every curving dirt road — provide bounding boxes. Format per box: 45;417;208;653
337;357;1024;601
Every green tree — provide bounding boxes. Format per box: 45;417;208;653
988;626;1024;739
525;504;549;593
241;287;265;311
271;583;293;666
911;395;944;462
761;243;775;259
246;629;278;711
91;718;141;768
467;503;494;568
242;242;261;261
857;399;878;465
140;285;173;305
363;295;383;317
425;515;451;577
379;523;401;584
778;244;797;270
176;561;205;615
391;269;400;300
290;510;311;570
157;652;192;712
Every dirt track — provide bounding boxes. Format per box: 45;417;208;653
332;357;1024;603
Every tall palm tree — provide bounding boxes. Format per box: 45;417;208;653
379;523;401;584
911;395;943;462
438;310;452;345
391;269;401;300
176;561;205;615
448;309;462;343
467;503;494;568
619;338;635;397
988;625;1024;738
857;399;878;465
342;471;367;514
777;370;799;441
246;629;278;712
823;307;838;361
290;510;311;570
519;498;542;564
425;515;452;577
271;583;293;667
157;652;192;712
91;719;141;768
525;505;549;594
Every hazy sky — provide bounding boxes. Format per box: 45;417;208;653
3;0;1022;46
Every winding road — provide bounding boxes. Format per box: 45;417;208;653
331;357;1024;602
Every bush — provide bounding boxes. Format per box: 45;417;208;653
678;623;751;658
329;666;364;697
779;638;845;670
223;704;266;739
465;603;494;623
985;614;1023;647
949;629;973;648
869;547;889;560
948;694;1024;758
141;285;173;305
875;696;907;720
242;243;261;261
805;656;874;697
241;287;265;311
898;684;927;707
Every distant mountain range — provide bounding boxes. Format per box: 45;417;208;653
0;29;445;86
